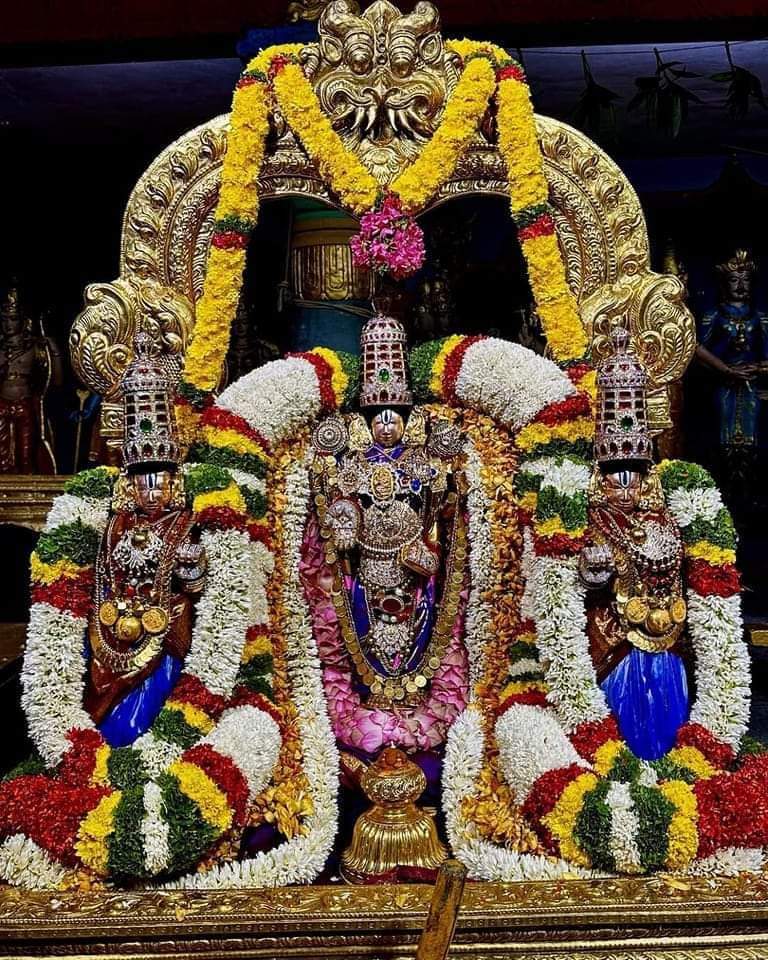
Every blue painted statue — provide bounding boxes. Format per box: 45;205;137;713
697;248;768;452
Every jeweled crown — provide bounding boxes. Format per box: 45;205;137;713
359;312;413;408
121;332;181;471
595;327;653;463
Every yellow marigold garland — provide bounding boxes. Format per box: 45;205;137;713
183;38;587;407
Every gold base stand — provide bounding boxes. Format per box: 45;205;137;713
340;747;448;883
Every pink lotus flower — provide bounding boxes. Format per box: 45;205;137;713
351;194;426;280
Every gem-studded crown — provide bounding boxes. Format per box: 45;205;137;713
595;327;653;464
121;333;181;472
359;313;413;409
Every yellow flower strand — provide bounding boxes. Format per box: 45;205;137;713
542;772;598;867
659;780;699;870
75;792;122;876
169;760;232;832
182;76;271;391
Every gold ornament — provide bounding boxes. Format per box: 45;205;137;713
98;600;119;627
115;615;143;645
646;607;672;636
624;597;648;625
141;607;170;635
340;747;447;883
671;597;687;624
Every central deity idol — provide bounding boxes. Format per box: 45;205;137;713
310;315;465;713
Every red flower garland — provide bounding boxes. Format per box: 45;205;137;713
694;754;768;857
534;531;587;558
496;688;548;715
675;722;735;770
521;762;586;854
183;744;250;826
247;521;273;548
200;405;271;455
686;559;741;598
442;335;486;405
569;715;620;763
194;506;247;532
0;776;109;864
532;390;592;427
172;674;228;720
287;351;337;413
31;570;95;620
59;728;105;786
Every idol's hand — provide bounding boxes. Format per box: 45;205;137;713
578;541;615;589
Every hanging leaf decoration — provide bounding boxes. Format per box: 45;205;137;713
710;41;767;118
572;51;621;141
628;47;702;138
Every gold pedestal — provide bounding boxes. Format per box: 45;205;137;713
341;747;448;883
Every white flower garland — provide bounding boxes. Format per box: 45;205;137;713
203;705;281;800
523;531;609;731
495;703;586;799
443;708;598;881
686;592;750;747
21;603;95;766
606;782;643;874
0;835;72;891
462;442;493;693
455;338;575;431
663;483;750;748
216;358;322;446
519;457;592;495
141;782;170;875
685;847;765;877
43;492;111;534
665;485;724;527
168;455;339;889
182;527;252;698
249;540;274;627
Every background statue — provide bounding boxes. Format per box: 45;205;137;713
0;283;61;473
695;249;768;512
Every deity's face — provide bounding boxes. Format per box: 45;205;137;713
0;291;23;337
601;467;644;513
722;267;752;305
132;470;174;515
371;408;405;448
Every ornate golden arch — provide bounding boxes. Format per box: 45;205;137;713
71;0;694;451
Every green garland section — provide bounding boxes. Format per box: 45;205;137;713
338;351;361;409
410;339;447;401
237;653;275;700
64;467;117;501
35;520;101;566
658;460;716;493
536;487;588;531
630;783;674;872
151;708;203;751
573;779;615;872
107;747;150;791
185;463;233;498
108;787;148;879
188;442;267;479
158;773;218;874
681;509;736;549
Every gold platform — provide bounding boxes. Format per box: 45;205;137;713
2;874;768;959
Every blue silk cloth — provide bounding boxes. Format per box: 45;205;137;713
600;648;689;761
98;653;182;747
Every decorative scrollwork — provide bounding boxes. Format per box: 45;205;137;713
582;273;696;432
71;280;194;400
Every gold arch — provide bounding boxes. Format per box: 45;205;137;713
71;1;695;450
